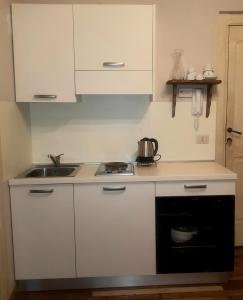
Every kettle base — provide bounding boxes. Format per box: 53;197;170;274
136;156;156;166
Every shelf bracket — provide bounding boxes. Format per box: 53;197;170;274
172;85;177;118
206;85;213;118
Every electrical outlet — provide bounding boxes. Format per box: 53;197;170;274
178;88;193;98
196;135;209;144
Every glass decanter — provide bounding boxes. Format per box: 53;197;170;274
171;49;185;80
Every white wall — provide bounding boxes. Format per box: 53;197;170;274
31;96;216;163
0;0;32;298
29;0;243;164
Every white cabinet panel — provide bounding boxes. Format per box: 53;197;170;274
75;71;152;94
156;181;235;197
73;4;154;95
12;4;75;102
73;5;153;71
10;184;76;279
74;182;155;277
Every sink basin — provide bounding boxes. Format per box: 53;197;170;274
22;165;80;178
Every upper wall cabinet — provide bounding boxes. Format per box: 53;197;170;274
12;4;76;102
73;4;154;95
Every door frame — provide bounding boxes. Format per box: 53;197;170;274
215;15;243;165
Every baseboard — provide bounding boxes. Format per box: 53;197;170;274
17;272;229;291
92;285;223;297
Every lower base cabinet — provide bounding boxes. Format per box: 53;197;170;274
10;179;234;280
74;182;156;277
10;184;76;279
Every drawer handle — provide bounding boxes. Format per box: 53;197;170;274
34;95;57;99
29;189;54;194
103;62;125;68
184;185;207;189
103;187;126;192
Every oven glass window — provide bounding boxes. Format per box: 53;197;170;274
156;195;235;274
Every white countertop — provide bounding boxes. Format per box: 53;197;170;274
9;161;237;186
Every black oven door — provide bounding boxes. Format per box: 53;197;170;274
156;195;235;274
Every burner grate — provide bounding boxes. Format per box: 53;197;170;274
105;162;128;172
95;162;134;176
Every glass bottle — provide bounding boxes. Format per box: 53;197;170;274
171;49;185;80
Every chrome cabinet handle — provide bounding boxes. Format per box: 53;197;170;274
227;127;242;135
103;62;125;68
34;95;57;99
29;189;54;194
184;185;207;189
103;186;126;191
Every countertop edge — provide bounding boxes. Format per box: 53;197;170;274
9;175;237;186
9;162;237;186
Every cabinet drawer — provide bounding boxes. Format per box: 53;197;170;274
75;71;152;94
156;180;235;196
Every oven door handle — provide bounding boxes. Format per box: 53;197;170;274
103;186;126;192
159;213;193;217
184;184;207;189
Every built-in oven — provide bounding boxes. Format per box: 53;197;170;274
156;195;235;274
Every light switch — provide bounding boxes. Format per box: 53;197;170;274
196;135;209;144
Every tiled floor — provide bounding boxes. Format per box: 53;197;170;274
12;248;243;300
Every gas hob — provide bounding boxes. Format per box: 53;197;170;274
95;162;134;176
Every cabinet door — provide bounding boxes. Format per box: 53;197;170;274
74;182;155;277
12;4;75;102
10;185;76;279
73;5;153;71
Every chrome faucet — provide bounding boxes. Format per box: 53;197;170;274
48;153;64;167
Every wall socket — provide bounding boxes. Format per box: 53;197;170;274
196;135;209;144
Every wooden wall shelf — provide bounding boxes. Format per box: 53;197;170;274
166;79;222;118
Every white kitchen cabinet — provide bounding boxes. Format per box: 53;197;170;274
12;4;76;102
10;184;76;279
74;182;156;277
155;180;235;196
73;4;154;95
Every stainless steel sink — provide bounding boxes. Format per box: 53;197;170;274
20;164;80;178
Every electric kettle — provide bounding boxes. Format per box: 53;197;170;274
136;137;161;164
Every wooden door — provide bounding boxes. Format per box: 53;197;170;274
226;26;243;246
10;184;76;279
74;182;156;277
12;4;76;102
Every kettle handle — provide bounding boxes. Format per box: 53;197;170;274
141;137;150;141
150;138;158;155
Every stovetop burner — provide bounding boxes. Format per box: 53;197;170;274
95;162;134;176
105;162;128;172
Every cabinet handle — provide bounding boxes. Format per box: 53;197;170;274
103;186;126;192
184;185;207;189
34;95;57;99
103;62;125;68
29;189;54;194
